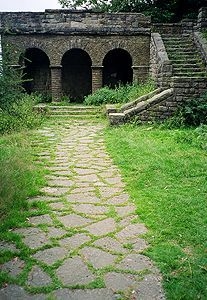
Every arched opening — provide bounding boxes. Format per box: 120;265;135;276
61;49;92;102
21;48;51;96
103;49;133;88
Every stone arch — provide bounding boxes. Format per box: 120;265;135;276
61;48;92;102
21;48;51;95
103;48;133;88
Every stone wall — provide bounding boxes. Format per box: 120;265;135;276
0;10;151;35
150;33;172;88
197;7;207;30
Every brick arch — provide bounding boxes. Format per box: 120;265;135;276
61;48;92;102
102;48;133;87
21;47;51;95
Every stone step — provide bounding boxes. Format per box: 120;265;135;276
164;41;193;46
167;49;198;55
170;59;203;64
173;63;203;68
169;54;201;59
173;67;203;72
172;72;207;77
49;105;97;110
50;114;101;118
50;109;99;115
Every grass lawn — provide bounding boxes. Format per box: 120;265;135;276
104;124;207;300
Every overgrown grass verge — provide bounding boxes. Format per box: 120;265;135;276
0;94;47;135
104;124;207;299
84;79;155;106
0;131;46;227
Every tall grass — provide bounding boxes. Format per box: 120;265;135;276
84;79;155;106
0;132;46;225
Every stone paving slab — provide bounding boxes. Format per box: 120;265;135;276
0;121;165;300
33;247;67;265
59;233;91;249
80;246;117;269
56;257;95;285
85;218;117;236
13;228;50;249
58;214;92;228
52;288;119;300
27;266;52;287
0;258;25;277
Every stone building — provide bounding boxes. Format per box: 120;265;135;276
0;10;151;102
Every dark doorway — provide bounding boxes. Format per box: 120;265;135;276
61;49;92;102
103;49;133;88
22;48;50;95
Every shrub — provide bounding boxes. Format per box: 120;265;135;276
84;80;155;106
0;94;46;134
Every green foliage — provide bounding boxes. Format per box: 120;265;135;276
163;93;207;128
0;94;46;135
104;124;207;299
84;81;155;106
0;43;24;111
58;0;205;22
0;132;46;223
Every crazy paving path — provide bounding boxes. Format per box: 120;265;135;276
0;120;165;300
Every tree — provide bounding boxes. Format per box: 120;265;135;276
58;0;207;22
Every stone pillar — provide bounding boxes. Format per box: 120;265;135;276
132;65;149;83
50;65;62;102
91;65;103;93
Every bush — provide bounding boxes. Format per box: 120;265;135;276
163;93;207;129
84;80;155;106
0;94;46;134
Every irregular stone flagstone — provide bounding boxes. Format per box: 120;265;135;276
56;257;95;285
33;247;67;265
59;233;91;249
52;288;119;300
66;194;101;204
41;187;69;196
29;214;53;225
47;227;67;238
73;203;108;215
27;266;52;287
86;218;117;236
49;202;66;211
80;247;117;269
118;254;154;272
0;285;46;300
58;214;92;228
47;178;73;187
93;237;127;254
116;223;148;242
107;194;129;205
13;228;50;249
0;258;25;277
104;272;139;291
135;274;165;299
99;187;123;198
0;241;19;253
115;205;136;217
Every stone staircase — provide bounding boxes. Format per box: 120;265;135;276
48;105;102;119
162;34;207;77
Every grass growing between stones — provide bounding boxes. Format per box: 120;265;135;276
104;124;207;300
